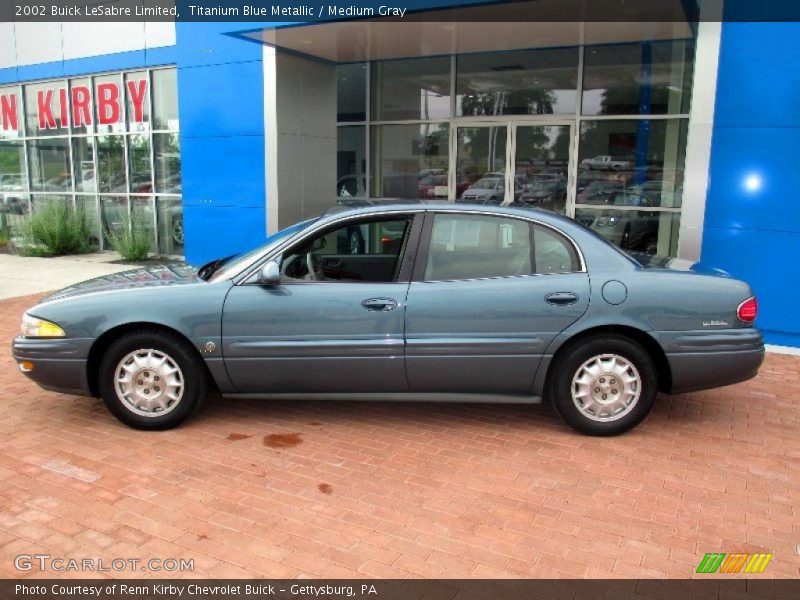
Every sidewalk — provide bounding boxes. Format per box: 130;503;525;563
0;252;138;300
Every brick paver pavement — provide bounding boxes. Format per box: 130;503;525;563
1;292;798;579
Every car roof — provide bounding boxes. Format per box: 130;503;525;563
322;200;579;229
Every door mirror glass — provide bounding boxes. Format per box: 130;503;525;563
258;260;281;285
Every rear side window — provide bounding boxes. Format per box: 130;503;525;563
424;214;580;281
425;214;531;281
533;224;580;274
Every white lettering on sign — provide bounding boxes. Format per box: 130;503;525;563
0;79;147;132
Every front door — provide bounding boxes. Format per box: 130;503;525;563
221;214;419;393
405;211;590;394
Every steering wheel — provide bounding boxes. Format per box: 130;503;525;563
305;252;319;281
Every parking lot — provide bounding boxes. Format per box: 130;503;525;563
0;291;798;579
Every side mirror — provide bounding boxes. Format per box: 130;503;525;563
257;260;281;285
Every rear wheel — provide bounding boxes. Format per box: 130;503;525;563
548;335;657;436
98;329;207;430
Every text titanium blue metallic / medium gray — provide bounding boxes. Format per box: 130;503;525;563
12;204;764;436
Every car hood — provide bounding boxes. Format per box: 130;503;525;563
40;263;201;303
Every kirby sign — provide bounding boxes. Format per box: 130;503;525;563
0;78;147;133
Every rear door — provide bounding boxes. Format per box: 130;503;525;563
404;211;590;394
221;213;421;393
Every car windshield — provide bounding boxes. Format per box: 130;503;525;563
207;217;319;282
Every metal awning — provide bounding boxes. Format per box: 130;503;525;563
236;0;696;63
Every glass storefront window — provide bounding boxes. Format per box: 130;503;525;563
128;134;152;193
28;138;72;191
371;123;449;198
371;57;451;121
337;126;366;198
0;86;23;139
5;67;180;255
577;119;687;208
456;48;578;116
0;140;26;191
455;126;508;203
131;195;156;254
96;135;126;193
71;137;96;192
575;208;679;256
152;69;178;131
154;133;181;193
515;125;571;213
337;63;367;122
157;196;184;255
100;195;128;247
94;74;125;134
126;71;151;133
582;39;694;116
25;81;68;136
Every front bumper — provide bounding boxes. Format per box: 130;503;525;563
655;328;765;394
11;336;94;396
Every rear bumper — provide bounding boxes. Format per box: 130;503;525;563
11;336;93;396
655;328;765;394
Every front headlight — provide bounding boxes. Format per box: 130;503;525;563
21;314;65;338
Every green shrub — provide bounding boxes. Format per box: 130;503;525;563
21;200;92;256
106;210;152;261
0;228;8;249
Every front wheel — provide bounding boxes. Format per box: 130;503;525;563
548;335;657;436
98;329;207;430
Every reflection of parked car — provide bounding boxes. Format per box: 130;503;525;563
577;190;659;254
518;180;567;207
0;174;27;214
576;180;622;204
14;203;764;438
459;176;505;204
579;155;632;171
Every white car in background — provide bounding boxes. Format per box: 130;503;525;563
580;155;632;171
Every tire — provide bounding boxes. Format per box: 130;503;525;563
548;335;657;436
98;329;207;430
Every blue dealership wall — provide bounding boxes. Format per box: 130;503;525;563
703;22;800;347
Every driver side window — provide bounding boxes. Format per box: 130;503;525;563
280;217;412;283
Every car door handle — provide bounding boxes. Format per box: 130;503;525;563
545;292;578;306
361;298;397;312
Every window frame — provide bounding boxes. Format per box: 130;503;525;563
412;210;585;283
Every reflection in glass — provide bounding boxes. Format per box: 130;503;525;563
152;69;179;131
337;63;367;122
337;126;366;198
371;57;451;121
28;138;72;191
577;119;687;208
457;48;578;116
0;140;27;193
71;137;96;192
128;134;152;193
96;135;126;193
575;208;679;256
75;194;101;247
514;125;570;213
154;133;181;193
371;123;449;199
131;196;156;254
157;196;183;255
582;39;694;116
456;126;507;204
0;193;29;241
0;86;23;139
100;196;128;247
25;82;68;136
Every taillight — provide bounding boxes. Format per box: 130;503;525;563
737;296;758;323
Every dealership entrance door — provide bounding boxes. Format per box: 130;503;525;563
450;121;575;214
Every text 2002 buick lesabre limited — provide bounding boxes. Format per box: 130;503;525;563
12;204;764;436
